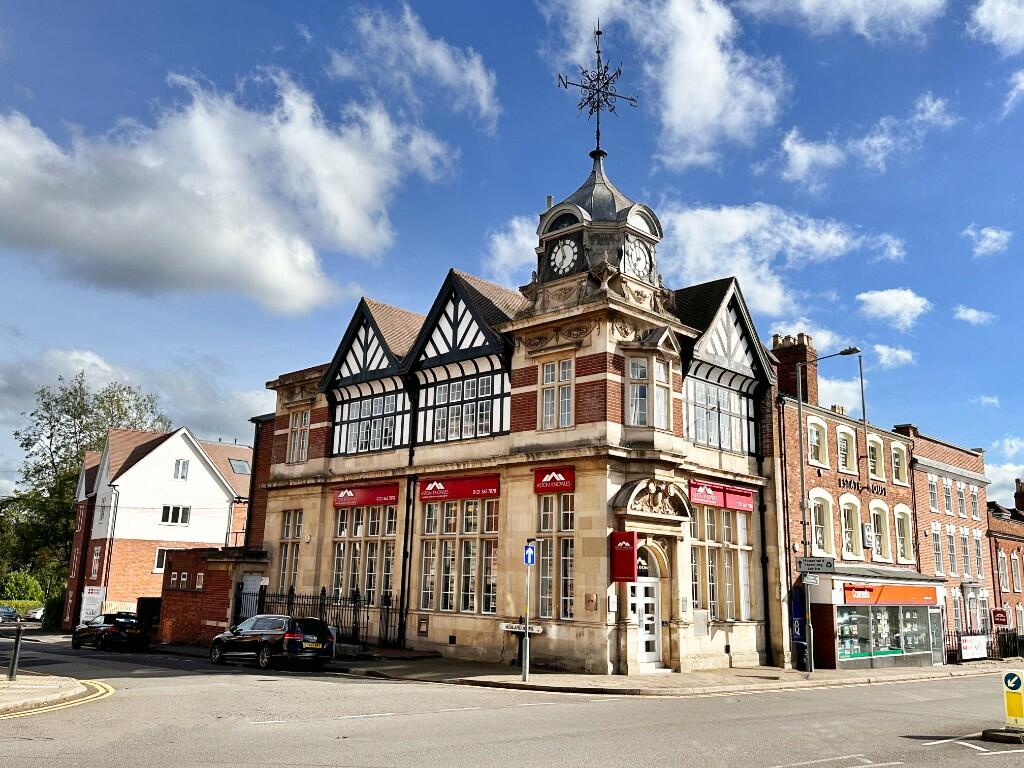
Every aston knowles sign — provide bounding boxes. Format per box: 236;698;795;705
838;477;887;496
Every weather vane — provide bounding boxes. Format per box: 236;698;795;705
558;20;638;155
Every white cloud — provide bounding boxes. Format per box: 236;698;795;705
482;215;538;287
969;0;1024;56
738;0;947;40
0;477;14;498
994;435;1024;458
819;375;864;416
848;92;958;172
954;304;996;324
542;0;787;168
874;344;916;368
329;4;501;132
0;347;273;445
972;394;1001;407
0;73;449;315
295;23;313;45
962;223;1012;257
856;287;932;330
987;462;1024;507
659;202;905;315
1003;70;1024;117
771;318;852;353
779;128;845;191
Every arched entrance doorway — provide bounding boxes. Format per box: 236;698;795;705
629;547;662;664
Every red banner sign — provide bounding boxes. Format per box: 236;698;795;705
534;466;575;493
610;531;638;583
332;483;399;508
688;480;755;512
419;474;500;502
843;584;937;606
993;608;1009;627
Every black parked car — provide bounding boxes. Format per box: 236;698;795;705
0;605;21;624
209;615;334;669
71;612;150;651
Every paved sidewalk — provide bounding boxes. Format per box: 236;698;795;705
0;675;87;716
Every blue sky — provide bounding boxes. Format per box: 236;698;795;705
0;1;1021;503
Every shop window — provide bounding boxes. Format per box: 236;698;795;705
540;358;573;430
807;417;828;467
867;435;885;480
689;505;753;622
837;427;856;473
287;409;310;463
537;493;575;620
419;498;499;615
928;476;939;511
685;378;755;454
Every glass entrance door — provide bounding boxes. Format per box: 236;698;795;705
929;609;944;665
629;579;661;663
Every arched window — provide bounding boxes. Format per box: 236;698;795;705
894;504;914;562
836;426;856;473
809;489;835;556
869;500;892;561
867;435;885;480
839;494;862;558
999;552;1010;592
891;442;909;484
1012;553;1022;592
546;212;579;233
807;416;829;467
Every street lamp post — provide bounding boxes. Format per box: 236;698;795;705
795;345;860;675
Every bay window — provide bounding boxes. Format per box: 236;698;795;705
685;378;754;453
628;358;649;427
654;359;670;430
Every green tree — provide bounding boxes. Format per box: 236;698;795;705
0;570;44;601
0;373;171;594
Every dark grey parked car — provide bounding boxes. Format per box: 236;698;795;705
0;605;21;623
209;615;334;670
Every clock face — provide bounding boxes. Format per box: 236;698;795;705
624;237;652;277
549;238;578;276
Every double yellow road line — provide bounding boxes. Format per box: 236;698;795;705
0;679;115;720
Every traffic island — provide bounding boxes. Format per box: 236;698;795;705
980;728;1024;744
0;675;88;717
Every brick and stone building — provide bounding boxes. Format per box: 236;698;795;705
773;333;946;670
62;426;253;629
988;480;1024;632
894;424;993;633
252;148;791;674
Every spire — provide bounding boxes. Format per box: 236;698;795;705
559;150;634;222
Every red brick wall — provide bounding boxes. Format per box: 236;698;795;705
272;413;289;464
105;539;219;603
575;380;623;425
575;352;624;377
510;392;537;432
308;405;331;460
510;365;537;388
246;418;274;550
158;549;234;647
62;497;96;630
990;528;1024;627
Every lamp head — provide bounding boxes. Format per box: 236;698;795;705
839;346;861;356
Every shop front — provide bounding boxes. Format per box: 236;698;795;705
809;572;946;670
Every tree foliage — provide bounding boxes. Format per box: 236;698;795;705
0;570;44;601
0;372;171;595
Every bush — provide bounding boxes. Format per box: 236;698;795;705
1;571;44;602
0;599;43;614
42;595;64;629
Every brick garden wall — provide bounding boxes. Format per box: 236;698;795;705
158;549;234;647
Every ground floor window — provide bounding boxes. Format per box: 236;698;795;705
689;505;752;621
418;499;499;615
330;505;398;605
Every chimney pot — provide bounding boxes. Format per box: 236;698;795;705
546;194;554;209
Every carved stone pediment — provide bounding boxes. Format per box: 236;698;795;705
611;479;691;521
283;383;318;405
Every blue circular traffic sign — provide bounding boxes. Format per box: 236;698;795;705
1005;672;1022;692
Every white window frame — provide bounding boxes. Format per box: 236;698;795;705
931;523;944;575
869;500;892;562
839;494;863;560
943;479;953;516
173;458;189;480
927;474;939;512
866;435;885;481
539;358;573;430
946;527;958;576
999;552;1010;593
91;546;101;579
153;548;168;573
890;442;909;485
894;504;915;563
1012;553;1022;593
160;505;191;526
806;416;829;469
970;486;980;521
836;426;857;474
809;488;835;557
956;482;968;518
287;409;310;464
627;357;649;428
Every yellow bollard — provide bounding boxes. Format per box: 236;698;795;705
1004;670;1024;731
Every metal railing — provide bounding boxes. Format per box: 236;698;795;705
943;628;1024;663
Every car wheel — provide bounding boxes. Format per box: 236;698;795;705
71;635;81;650
210;642;225;665
97;634;109;651
257;644;274;670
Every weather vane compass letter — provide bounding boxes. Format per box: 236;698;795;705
558;21;638;156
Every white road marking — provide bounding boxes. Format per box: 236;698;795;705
922;733;983;746
858;763;904;767
955;741;990;752
980;748;1024;757
438;707;482;712
770;755;866;767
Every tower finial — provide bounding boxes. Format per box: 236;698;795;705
557;20;637;156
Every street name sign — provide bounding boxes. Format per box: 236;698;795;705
500;623;542;634
803;574;820;586
797;557;835;574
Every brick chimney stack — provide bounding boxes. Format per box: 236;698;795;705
772;333;819;406
1015;478;1024;512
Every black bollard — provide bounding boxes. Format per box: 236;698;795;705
7;623;24;681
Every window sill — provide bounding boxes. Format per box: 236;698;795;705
841;553;865;562
152;569;165;574
897;557;916;566
869;474;886;483
893;479;910;488
808;460;831;470
812;549;836;559
872;556;894;564
838;467;858;476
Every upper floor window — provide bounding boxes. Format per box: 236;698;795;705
837;428;856;473
891;444;908;484
1012;553;1022;592
870;503;891;561
807;418;828;467
229;459;251;474
928;475;938;511
999;552;1010;592
627;357;674;431
867;436;885;480
91;546;101;579
161;505;191;525
627;358;649;427
970;487;980;520
943;479;953;515
427;374;496;444
288;409;310;463
840;500;862;558
153;548;168;573
956;484;967;518
540;358;573;430
282;509;303;540
685;378;754;454
811;493;835;556
344;393;398;454
173;459;189;480
279;509;302;591
894;505;914;562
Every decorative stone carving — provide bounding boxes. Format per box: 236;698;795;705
624;479;689;517
561;323;596;341
283;383;318;405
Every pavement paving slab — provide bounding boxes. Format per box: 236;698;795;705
0;674;88;716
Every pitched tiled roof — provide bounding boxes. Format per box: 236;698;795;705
199;441;254;498
453;269;531;326
107;429;174;482
365;298;425;359
82;451;102;497
672;277;735;333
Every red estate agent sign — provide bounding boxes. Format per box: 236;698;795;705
534;466;575;493
610;531;638;583
419;474;500;502
333;483;400;508
688;480;755;512
993;608;1009;627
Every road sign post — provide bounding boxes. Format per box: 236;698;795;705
523;539;536;683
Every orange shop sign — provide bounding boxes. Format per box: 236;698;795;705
843;584;937;606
